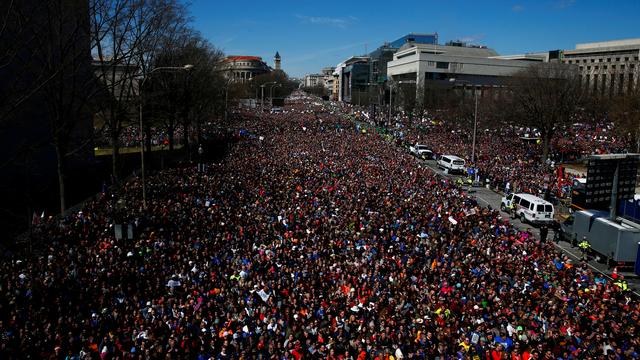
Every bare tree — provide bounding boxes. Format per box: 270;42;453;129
0;0;96;214
185;44;225;144
90;0;188;181
146;32;228;152
610;87;640;152
507;63;583;161
302;85;328;98
394;81;417;118
36;0;95;213
250;71;299;99
143;28;197;151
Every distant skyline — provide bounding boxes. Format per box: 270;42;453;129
190;0;640;78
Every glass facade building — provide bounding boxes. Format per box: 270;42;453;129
388;33;437;49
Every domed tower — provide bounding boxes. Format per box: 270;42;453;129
274;51;281;70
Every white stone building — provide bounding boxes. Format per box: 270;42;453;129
561;39;640;96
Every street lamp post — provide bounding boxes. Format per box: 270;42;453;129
139;64;193;208
260;81;277;112
449;78;478;164
223;77;233;123
388;81;393;122
225;84;229;122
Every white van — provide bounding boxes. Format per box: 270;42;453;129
501;193;555;224
437;155;466;174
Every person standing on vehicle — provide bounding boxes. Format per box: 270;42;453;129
578;236;590;261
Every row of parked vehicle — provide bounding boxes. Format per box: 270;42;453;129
408;143;556;226
408;143;466;174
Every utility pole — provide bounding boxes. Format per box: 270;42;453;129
261;81;277;112
138;64;193;208
224;83;229;122
388;82;393;122
472;87;478;163
449;78;478;164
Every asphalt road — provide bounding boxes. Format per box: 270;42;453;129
416;156;640;294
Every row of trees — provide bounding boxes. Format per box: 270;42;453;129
233;71;299;104
496;63;638;161
302;84;329;98
389;63;639;162
88;0;230;184
1;0;297;224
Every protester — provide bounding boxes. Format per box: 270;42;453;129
375;106;629;201
1;93;638;359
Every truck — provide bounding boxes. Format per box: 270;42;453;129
556;210;640;268
409;144;434;160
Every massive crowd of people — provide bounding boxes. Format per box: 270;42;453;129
94;125;186;149
344;105;628;199
2;94;638;359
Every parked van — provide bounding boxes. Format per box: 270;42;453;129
437;155;465;174
501;193;555;224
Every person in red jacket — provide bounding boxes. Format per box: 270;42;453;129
489;344;506;360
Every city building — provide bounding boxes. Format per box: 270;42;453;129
320;67;335;97
335;56;372;104
221;55;271;82
371;33;439;83
561;38;640;96
92;58;139;102
334;33;441;103
303;67;336;97
368;43;397;84
386;41;541;102
332;64;343;101
303;73;324;87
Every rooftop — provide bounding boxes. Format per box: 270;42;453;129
396;42;498;58
389;33;438;48
491;53;547;61
344;56;370;66
224;56;263;62
575;38;640;50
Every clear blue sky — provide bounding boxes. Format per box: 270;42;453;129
189;0;640;78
